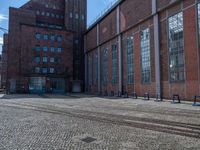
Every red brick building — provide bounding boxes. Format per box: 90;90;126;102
2;0;86;93
84;0;200;100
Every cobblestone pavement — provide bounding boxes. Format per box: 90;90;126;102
0;94;200;150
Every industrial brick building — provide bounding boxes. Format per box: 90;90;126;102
84;0;200;100
2;0;86;93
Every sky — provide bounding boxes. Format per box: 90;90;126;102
0;0;116;53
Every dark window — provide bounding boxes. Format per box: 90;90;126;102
36;45;40;51
103;48;108;84
50;35;55;41
111;44;118;84
126;36;134;84
35;57;40;63
57;35;63;42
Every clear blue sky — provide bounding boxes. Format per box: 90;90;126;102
0;0;116;53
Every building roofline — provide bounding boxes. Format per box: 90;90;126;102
85;0;123;34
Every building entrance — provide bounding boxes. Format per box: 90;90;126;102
29;77;46;93
50;78;65;93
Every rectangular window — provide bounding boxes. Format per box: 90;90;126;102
126;36;134;84
88;55;92;85
168;12;184;81
35;57;40;63
43;57;47;63
103;48;108;84
94;51;98;84
58;57;62;63
50;35;55;41
49;68;55;73
43;46;48;52
140;28;151;84
57;47;62;52
36;33;40;40
42;68;48;74
111;44;118;84
50;46;55;52
44;34;48;40
35;67;40;73
57;35;62;42
36;45;40;51
50;57;54;63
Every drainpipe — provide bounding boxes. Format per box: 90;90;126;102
97;24;101;94
117;5;122;93
152;0;161;100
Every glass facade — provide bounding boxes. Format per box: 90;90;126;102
111;44;118;84
168;12;184;81
126;36;134;84
103;48;108;84
140;28;151;84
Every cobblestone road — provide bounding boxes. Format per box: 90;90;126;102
0;94;200;150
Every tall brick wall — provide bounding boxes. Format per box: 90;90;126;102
85;0;200;100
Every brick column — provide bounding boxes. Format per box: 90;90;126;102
152;0;161;99
84;35;87;92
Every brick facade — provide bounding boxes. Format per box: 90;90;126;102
85;0;200;101
2;0;86;93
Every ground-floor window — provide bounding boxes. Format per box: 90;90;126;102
168;12;184;81
140;28;151;84
111;44;118;84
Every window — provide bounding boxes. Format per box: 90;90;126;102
51;13;55;18
70;12;73;18
41;12;45;16
111;44;118;84
75;13;79;19
35;57;40;63
88;55;92;85
42;68;48;74
81;15;85;21
36;11;40;15
35;67;40;73
44;34;48;40
36;45;40;51
46;12;50;17
58;57;62;63
94;51;98;83
49;68;55;73
57;47;62;52
50;57;54;63
57;35;62;42
43;46;48;52
140;28;151;84
50;46;55;52
56;14;59;19
103;48;108;84
168;12;184;81
50;35;55;41
43;57;47;63
36;33;40;40
126;36;134;84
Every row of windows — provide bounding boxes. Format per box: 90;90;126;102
35;45;62;52
88;10;195;85
34;57;62;63
35;67;55;74
69;12;85;21
36;34;63;42
36;10;64;20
